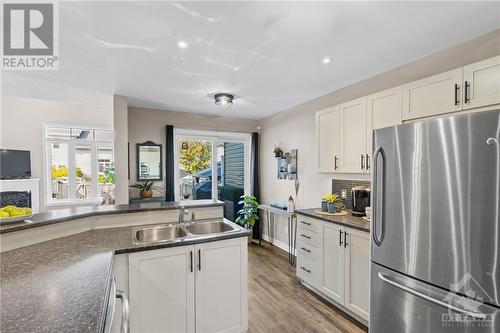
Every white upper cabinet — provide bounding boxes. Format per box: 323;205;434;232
343;228;370;321
402;68;463;120
129;246;195;333
339;97;367;173
366;86;403;156
463;55;500;110
316;106;340;172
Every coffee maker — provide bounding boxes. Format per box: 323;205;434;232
351;186;370;216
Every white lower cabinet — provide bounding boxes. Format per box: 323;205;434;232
344;228;370;320
297;218;370;323
128;237;248;333
321;223;345;305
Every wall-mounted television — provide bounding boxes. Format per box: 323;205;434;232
0;149;31;179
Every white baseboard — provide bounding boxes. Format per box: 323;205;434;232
261;233;297;255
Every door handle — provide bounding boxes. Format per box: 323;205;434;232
300;233;311;239
300;221;311;226
464;80;470;104
300;266;311;273
344;231;348;248
372;146;386;246
190;250;193;272
334;155;338;170
366;154;370;170
300;247;311;253
198;249;201;271
454;83;460;106
378;272;487;319
360;154;365;169
339;230;343;246
116;289;130;333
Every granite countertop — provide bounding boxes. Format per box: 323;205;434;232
0;199;224;234
295;208;370;232
0;220;250;333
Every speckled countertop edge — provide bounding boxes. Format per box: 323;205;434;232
0;200;224;234
0;221;250;333
295;208;370;232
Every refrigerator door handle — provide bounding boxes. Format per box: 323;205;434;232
372;145;385;246
378;272;487;319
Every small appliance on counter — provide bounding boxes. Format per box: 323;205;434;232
351;186;370;216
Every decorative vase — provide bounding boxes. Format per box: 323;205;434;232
321;201;328;212
326;202;337;213
140;190;153;199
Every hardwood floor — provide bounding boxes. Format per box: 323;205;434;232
248;242;368;333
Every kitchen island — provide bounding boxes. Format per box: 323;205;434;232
0;200;249;333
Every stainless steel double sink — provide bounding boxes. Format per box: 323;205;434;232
133;219;240;244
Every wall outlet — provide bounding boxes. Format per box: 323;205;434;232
341;189;347;199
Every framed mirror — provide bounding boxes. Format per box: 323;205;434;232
136;141;163;181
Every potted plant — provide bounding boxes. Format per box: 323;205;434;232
273;144;284;158
235;195;259;242
130;180;163;199
323;193;343;213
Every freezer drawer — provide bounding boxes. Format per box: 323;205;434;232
370;262;500;333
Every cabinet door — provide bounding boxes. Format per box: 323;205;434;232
321;223;345;304
195;237;248;333
402;68;462;120
128;246;195;333
366;86;402;161
316;106;340;172
463;55;500;110
339;97;367;173
344;228;370;321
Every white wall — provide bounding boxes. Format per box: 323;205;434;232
113;95;129;204
258;29;500;249
128;106;259;198
0;95;113;211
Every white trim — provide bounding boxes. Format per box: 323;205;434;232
173;128;252;202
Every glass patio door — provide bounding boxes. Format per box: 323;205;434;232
174;130;251;222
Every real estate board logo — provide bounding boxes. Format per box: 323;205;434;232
2;2;58;70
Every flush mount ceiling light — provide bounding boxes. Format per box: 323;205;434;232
177;40;189;49
322;57;331;64
214;93;234;106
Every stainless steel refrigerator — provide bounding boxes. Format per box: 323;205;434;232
370;109;500;332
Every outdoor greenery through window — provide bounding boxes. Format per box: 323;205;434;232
45;126;115;205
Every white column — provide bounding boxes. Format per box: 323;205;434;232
113;95;129;204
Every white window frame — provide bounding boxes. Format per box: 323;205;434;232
173;129;252;201
43;124;114;206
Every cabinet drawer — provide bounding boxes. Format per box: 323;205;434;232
297;216;320;233
297;240;320;261
296;253;321;288
297;229;320;246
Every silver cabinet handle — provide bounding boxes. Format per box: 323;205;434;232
116;289;130;333
378;272;486;319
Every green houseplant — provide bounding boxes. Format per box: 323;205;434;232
323;193;343;213
235;195;259;230
130;180;163;199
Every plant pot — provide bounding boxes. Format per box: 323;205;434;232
140;190;153;199
326;202;337;213
321;201;328;212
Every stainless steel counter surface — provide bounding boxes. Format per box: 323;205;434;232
295;208;370;232
0;220;249;333
0;200;224;234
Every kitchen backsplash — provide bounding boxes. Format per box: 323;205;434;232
332;179;371;210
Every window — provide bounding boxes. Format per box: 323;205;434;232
44;125;115;205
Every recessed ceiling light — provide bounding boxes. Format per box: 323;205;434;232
177;41;189;49
214;93;233;106
322;57;331;64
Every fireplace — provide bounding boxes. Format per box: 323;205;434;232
0;191;32;208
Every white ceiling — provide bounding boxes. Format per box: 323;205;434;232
2;1;500;119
